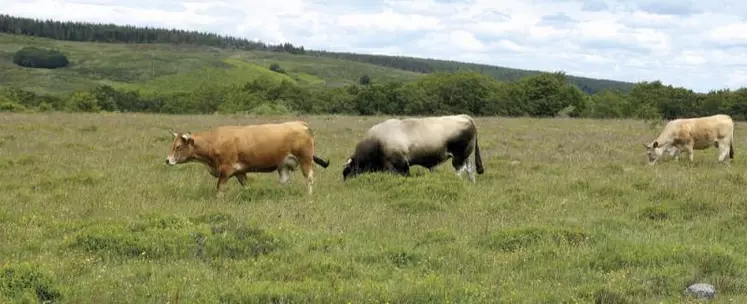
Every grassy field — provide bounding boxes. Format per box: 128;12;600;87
1;112;747;303
0;34;424;95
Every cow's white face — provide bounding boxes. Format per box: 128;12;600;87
643;141;664;165
342;158;354;180
166;132;195;165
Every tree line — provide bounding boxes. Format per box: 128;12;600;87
0;14;305;54
0;14;632;94
2;70;747;121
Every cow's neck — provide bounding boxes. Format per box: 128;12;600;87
655;136;674;148
188;136;217;169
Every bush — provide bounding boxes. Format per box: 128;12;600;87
66;91;100;113
13;46;70;69
359;74;371;85
0;95;27;112
249;102;291;115
268;63;285;74
0;102;27;112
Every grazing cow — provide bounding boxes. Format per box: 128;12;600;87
342;114;485;182
643;114;734;165
165;121;330;197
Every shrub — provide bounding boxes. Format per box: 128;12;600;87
269;63;285;74
0;102;27;112
13;46;70;69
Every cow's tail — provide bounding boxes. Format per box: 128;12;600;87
474;134;485;175
313;155;330;168
730;141;734;159
300;121;329;168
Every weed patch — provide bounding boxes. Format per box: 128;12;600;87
678;199;721;220
416;229;457;246
590;288;633;304
0;262;63;303
478;226;590;252
71;214;287;261
637;205;669;221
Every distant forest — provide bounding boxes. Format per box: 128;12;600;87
0;14;634;94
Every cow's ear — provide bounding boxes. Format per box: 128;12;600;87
181;133;194;145
652;141;659;148
171;132;178;138
642;143;649;149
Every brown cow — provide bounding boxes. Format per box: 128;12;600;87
165;121;330;197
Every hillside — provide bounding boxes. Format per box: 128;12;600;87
311;51;635;94
0;14;635;94
0;33;424;95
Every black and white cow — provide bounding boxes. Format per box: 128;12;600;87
342;114;485;181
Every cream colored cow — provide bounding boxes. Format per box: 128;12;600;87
643;114;734;165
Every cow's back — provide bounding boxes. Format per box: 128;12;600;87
212;121;313;163
402;115;474;144
665;114;733;145
367;115;474;155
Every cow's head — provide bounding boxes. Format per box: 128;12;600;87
342;139;386;181
166;132;195;165
642;141;664;165
342;157;361;181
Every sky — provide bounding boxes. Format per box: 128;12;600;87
2;0;747;93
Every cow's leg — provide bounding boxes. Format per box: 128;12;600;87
382;154;409;177
465;160;476;182
717;139;731;163
235;173;248;187
391;156;410;177
299;157;314;195
395;162;411;177
456;159;476;182
685;145;695;162
451;155;471;180
216;165;233;198
277;166;292;184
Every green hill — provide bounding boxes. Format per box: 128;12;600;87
0;34;424;95
0;14;635;95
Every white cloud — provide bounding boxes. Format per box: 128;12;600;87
449;30;485;52
674;51;707;66
709;22;747;42
2;0;747;92
726;71;747;88
575;19;624;40
492;39;532;53
337;10;442;32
